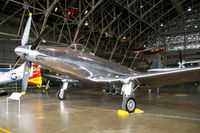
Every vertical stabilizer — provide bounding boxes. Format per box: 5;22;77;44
28;64;42;85
150;54;164;69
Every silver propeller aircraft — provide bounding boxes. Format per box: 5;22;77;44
14;13;200;113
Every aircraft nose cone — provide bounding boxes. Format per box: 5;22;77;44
15;45;30;59
15;45;39;62
15;46;23;57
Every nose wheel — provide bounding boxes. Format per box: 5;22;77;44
57;80;69;100
122;96;136;113
57;90;66;100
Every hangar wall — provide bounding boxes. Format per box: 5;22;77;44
0;24;18;63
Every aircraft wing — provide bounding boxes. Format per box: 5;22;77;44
90;67;200;88
131;67;200;88
43;74;78;82
43;74;64;80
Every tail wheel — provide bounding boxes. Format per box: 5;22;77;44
57;90;66;100
122;97;136;113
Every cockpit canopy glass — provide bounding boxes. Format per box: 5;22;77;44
68;43;92;53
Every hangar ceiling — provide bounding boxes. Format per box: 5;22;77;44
0;0;200;68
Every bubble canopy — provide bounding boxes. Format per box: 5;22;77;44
68;43;92;53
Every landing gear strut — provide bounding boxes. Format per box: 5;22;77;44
121;81;139;113
57;79;69;100
57;89;66;100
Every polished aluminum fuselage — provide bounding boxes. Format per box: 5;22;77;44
15;45;139;84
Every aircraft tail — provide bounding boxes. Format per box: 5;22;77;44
149;54;164;69
28;64;42;85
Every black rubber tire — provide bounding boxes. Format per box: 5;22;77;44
57;90;66;100
122;97;136;113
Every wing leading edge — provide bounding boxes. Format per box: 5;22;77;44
89;67;200;88
135;67;200;88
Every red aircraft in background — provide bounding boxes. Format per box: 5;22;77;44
144;48;165;55
129;46;165;55
129;46;147;51
55;7;82;18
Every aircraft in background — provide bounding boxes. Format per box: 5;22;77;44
129;46;165;55
55;7;82;18
148;54;181;72
0;63;42;90
181;60;200;67
148;54;200;72
14;13;200;113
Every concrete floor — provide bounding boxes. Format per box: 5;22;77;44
0;84;200;133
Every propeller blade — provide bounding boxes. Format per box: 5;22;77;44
21;13;32;46
31;25;48;50
21;61;31;94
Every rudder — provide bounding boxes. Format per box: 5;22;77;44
28;64;42;85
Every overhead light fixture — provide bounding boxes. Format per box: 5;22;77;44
84;21;89;26
42;39;46;43
187;7;192;12
55;7;58;12
160;23;164;27
195;25;198;28
140;5;143;8
84;10;88;14
123;36;126;40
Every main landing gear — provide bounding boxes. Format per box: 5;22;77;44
121;81;139;113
